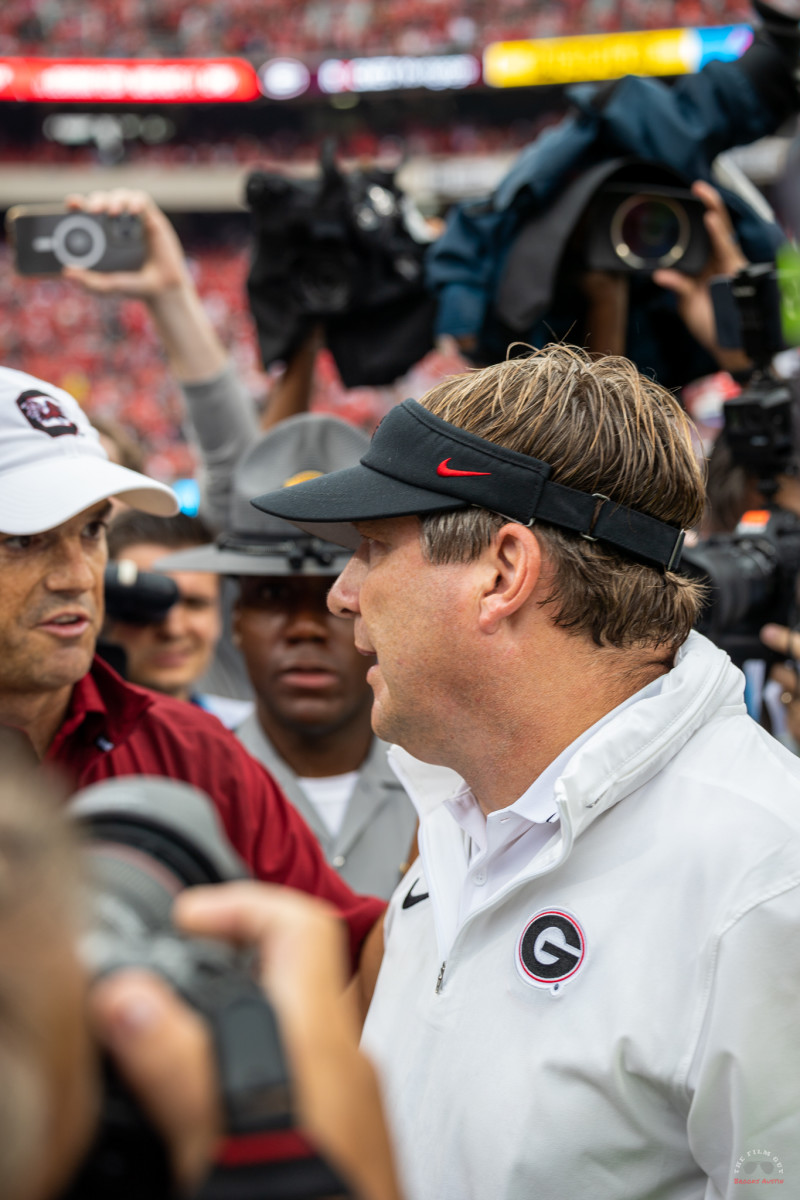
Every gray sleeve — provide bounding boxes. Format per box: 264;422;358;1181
180;360;260;532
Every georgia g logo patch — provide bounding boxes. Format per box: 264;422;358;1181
516;909;586;994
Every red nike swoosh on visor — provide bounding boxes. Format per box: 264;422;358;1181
437;458;492;477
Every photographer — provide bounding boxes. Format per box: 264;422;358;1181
103;509;252;728
0;754;401;1200
59;189;251;532
427;0;797;390
60;189;324;532
676;227;800;737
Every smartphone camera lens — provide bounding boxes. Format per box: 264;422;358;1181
64;227;94;256
51;214;107;269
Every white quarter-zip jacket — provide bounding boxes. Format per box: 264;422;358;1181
362;633;800;1200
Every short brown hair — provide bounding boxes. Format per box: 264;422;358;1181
419;345;706;649
108;510;213;560
703;432;755;534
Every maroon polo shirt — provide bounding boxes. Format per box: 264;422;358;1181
46;656;385;969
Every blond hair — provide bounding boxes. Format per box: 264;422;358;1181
419;345;706;649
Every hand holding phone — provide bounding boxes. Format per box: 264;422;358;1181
6;205;146;275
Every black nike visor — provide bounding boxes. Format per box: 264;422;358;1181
250;398;686;570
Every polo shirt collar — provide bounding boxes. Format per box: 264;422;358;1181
46;655;154;761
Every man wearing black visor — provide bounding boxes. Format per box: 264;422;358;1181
252;344;800;1200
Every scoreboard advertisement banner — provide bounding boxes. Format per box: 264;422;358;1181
0;28;757;104
0;58;261;103
482;25;754;89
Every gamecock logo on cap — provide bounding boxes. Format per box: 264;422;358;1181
16;389;78;437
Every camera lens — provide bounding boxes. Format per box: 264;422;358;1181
611;195;689;270
104;562;179;625
51;214;107;269
64;227;93;256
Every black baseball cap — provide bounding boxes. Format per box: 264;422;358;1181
251;398;686;570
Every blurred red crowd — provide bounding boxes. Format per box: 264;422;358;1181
0;119;545;167
0;0;750;61
0;0;753;478
0;237;466;482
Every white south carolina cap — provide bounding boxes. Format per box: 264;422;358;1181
0;366;178;534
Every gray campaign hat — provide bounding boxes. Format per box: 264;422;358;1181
158;413;369;576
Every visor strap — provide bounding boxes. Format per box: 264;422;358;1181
377;400;686;571
532;480;685;570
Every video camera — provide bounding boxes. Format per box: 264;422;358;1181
60;777;348;1200
496;158;712;338
98;562;180;677
680;260;800;664
104;561;178;625
245;142;436;387
682;508;800;664
584;172;710;277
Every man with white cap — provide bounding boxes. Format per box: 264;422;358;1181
0;365;385;971
159;413;418;900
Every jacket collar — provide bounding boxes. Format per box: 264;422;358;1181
559;632;745;840
389;633;746;856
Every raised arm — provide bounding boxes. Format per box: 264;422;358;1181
260;323;324;432
61;190;259;528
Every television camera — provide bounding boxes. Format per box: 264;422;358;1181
680;260;800;664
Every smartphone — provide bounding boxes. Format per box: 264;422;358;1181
5;205;146;275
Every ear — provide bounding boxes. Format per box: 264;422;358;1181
231;602;242;647
477;524;543;635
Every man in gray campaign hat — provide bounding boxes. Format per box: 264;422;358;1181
160;412;418;900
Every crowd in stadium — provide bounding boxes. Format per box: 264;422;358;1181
0;236;464;480
0;0;751;60
0;118;547;166
0;241;240;479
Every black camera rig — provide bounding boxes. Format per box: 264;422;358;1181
682;262;800;663
245;142;436;387
58;778;349;1200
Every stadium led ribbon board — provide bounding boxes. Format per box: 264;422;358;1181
483;24;754;88
0;58;260;103
0;28;756;104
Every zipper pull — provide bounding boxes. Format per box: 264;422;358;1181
435;961;446;994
